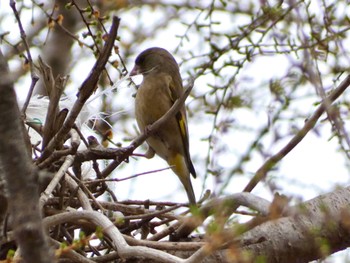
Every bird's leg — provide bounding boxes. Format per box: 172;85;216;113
132;145;155;159
131;125;156;158
144;146;155;159
137;125;156;158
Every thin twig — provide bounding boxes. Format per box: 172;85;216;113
243;74;350;193
84;167;172;184
9;0;39;115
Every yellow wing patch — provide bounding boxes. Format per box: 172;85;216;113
178;115;187;140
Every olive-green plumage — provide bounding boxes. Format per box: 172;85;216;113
130;47;196;204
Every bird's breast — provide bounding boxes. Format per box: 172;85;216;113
134;75;173;128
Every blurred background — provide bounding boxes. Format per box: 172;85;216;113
1;0;350;261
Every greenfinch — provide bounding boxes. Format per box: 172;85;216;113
130;47;196;205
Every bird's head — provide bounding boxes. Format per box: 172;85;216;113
130;47;179;77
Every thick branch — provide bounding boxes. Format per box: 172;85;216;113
238;186;350;262
168;186;350;263
0;49;54;262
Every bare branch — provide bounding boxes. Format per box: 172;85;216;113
243;74;350;192
38;16;121;163
43;210;188;263
0;47;54;262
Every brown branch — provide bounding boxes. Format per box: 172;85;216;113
37;57;68;149
9;0;39;116
37;16;121;163
0;47;54;262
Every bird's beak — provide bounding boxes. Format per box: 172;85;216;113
130;65;140;76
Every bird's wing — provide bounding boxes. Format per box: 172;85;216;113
168;78;196;178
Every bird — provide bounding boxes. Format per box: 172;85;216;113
130;47;197;205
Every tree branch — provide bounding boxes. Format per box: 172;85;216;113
0;48;54;262
243;74;350;192
38;16;121;163
43;210;186;263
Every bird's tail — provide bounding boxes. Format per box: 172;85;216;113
168;154;196;205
